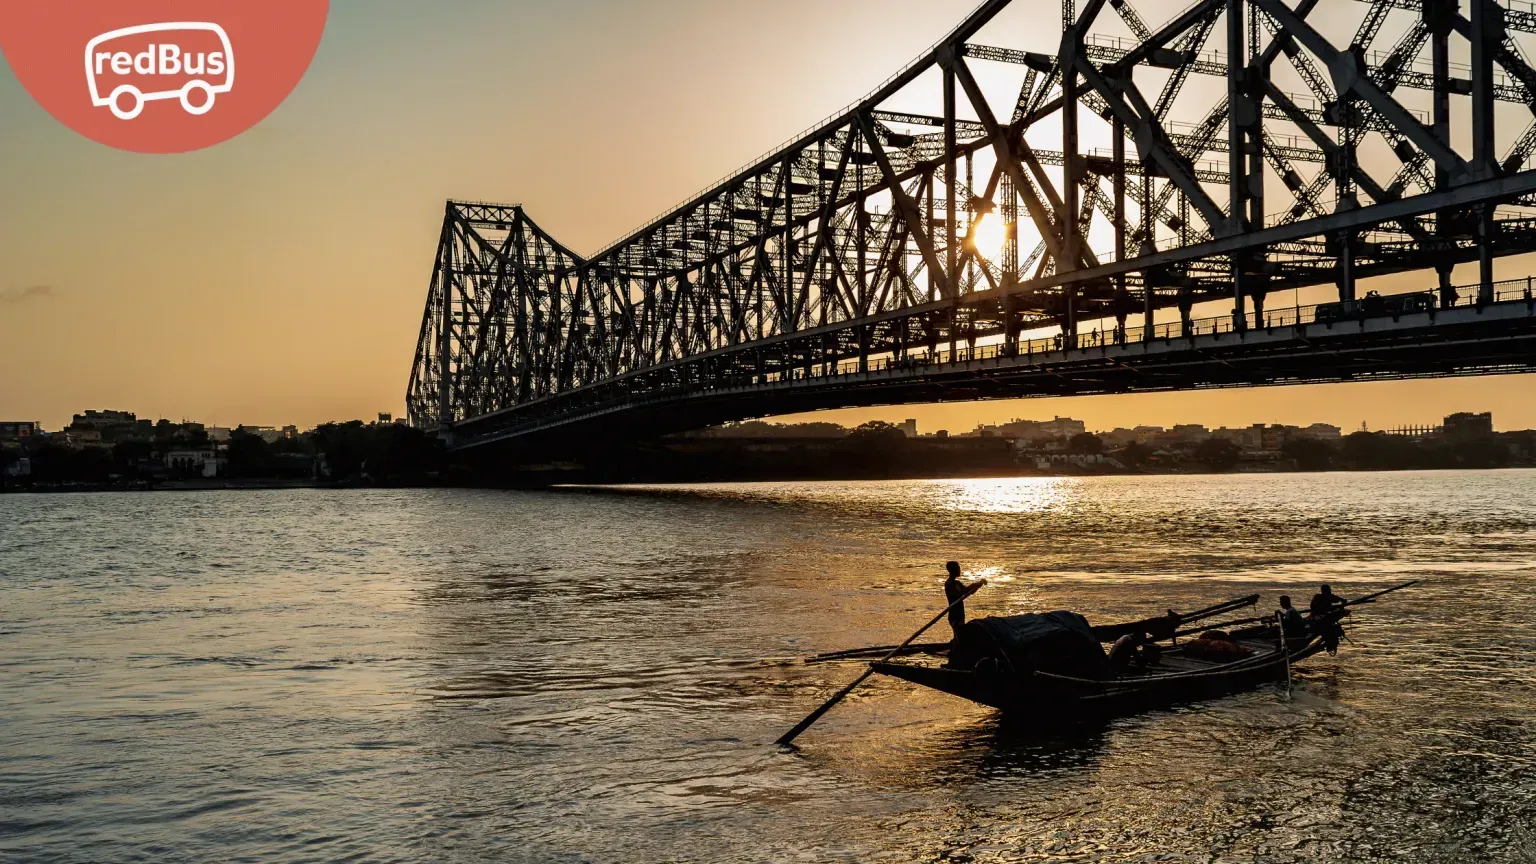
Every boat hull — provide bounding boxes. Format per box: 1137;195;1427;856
872;638;1327;724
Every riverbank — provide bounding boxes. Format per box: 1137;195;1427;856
0;477;440;494
463;429;1536;486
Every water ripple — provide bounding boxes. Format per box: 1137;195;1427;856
2;476;1535;862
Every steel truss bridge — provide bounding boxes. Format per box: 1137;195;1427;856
410;0;1536;453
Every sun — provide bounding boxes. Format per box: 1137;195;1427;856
969;212;1010;263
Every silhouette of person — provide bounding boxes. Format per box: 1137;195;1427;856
1277;595;1307;640
1309;584;1347;618
1307;585;1347;653
944;561;971;641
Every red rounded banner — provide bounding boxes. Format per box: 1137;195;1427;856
0;1;329;154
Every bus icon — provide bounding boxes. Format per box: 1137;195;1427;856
85;22;235;121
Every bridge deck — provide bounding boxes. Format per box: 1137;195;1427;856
452;290;1536;452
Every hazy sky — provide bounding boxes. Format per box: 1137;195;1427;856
2;0;1533;434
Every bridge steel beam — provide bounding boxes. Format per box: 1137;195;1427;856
408;0;1536;452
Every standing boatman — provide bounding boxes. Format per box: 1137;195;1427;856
943;561;973;641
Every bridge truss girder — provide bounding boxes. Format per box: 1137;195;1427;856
408;0;1536;440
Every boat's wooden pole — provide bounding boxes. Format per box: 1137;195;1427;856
1276;611;1293;699
1341;580;1419;608
1179;594;1260;621
1095;594;1261;644
1170;615;1268;639
775;581;985;747
805;642;950;663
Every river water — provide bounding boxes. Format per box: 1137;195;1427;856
2;472;1534;863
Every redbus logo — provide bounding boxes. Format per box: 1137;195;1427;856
0;1;328;154
87;23;235;120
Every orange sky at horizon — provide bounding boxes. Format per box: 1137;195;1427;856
3;0;1535;435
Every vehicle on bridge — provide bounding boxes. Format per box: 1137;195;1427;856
1315;290;1437;324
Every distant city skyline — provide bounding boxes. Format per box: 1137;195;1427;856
6;379;1526;440
774;372;1531;437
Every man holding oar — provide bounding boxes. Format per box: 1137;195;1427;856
776;564;986;747
943;561;974;641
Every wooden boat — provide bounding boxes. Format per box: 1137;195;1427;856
862;583;1413;727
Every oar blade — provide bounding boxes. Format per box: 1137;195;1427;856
774;580;985;747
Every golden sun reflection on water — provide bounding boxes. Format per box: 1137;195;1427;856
929;476;1080;514
963;565;1010;583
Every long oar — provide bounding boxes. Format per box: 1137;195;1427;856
775;581;985;747
1342;580;1419;608
1094;594;1260;643
805;642;951;663
1276;611;1294;699
1171;614;1268;640
1179;594;1261;621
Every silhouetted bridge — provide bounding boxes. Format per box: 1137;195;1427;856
409;0;1536;454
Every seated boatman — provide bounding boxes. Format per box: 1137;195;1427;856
1309;584;1348;619
1309;584;1348;653
1277;595;1308;640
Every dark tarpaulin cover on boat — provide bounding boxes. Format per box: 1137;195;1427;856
951;611;1111;680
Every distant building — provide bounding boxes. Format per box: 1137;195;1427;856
1258;424;1287;452
1383;424;1439;440
1102;428;1137;447
378;413;393;425
69;410;145;445
1166;424;1210;444
1444;412;1494;439
165;445;225;478
898;418;917;438
72;409;136;427
1034;453;1123;470
987;416;1087;441
236;425;286;444
0;422;39;442
282;425;300;439
1211;426;1263;449
1040;416;1086;438
1301;423;1342;440
207;427;232;442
